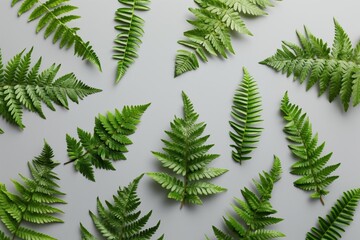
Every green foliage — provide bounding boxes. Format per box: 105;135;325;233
114;0;150;83
147;92;228;208
0;142;66;240
11;0;102;71
229;67;263;164
80;174;164;240
175;0;277;77
306;188;360;240
261;19;360;111
281;92;340;205
208;156;285;240
0;48;101;134
65;104;150;181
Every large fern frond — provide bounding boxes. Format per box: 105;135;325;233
147;92;228;208
65;104;150;181
0;48;101;134
306;188;360;240
0;141;66;240
113;0;150;82
11;0;102;71
229;67;263;164
281;92;340;205
261;19;360;111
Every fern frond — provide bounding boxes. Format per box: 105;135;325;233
261;19;360;111
0;48;101;134
11;0;102;71
65;104;150;181
147;92;228;208
306;188;360;240
229;67;263;164
280;92;340;205
0;141;66;240
80;174;164;240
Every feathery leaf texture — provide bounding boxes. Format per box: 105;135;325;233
113;0;150;83
80;174;164;240
0;142;66;240
147;92;228;208
11;0;102;71
208;156;285;240
174;0;277;77
230;67;263;164
0;48;101;134
306;188;360;240
261;19;360;111
281;92;340;205
65;104;150;181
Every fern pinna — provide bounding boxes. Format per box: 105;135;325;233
281;92;340;205
175;0;278;77
114;0;150;82
0;142;66;240
261;19;360;111
11;0;102;71
147;92;228;208
230;67;263;164
65;104;150;181
208;156;285;240
80;174;164;240
0;48;101;134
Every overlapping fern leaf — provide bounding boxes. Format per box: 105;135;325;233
114;0;150;83
11;0;102;71
306;188;360;240
65;104;150;181
281;92;340;205
175;0;277;77
207;156;285;240
0;142;66;240
147;92;228;208
230;67;263;164
261;19;360;111
0;48;101;134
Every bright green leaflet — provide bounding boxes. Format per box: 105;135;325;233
0;142;66;240
0;48;101;134
261;19;360;111
65;104;150;182
207;156;285;240
281;92;340;205
147;92;228;208
11;0;102;71
230;67;263;164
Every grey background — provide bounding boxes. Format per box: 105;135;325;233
1;0;360;239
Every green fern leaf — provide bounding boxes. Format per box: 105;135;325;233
230;67;263;164
11;0;102;71
306;188;360;240
0;141;66;240
147;92;228;208
280;92;340;205
65;104;150;181
0;48;101;134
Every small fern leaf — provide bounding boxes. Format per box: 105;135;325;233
174;50;199;77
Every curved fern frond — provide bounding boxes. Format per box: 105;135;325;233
306;188;360;240
65;104;150;181
0;48;101;134
207;156;285;240
261;19;360;111
147;92;228;208
281;92;340;205
80;175;164;240
229;67;263;164
11;0;102;71
113;0;150;82
0;141;66;240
